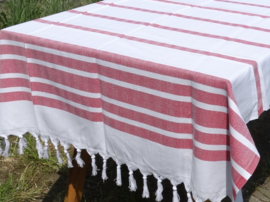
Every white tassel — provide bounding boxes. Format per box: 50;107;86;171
55;146;63;164
3;137;10;157
187;192;193;202
0;140;3;155
155;177;163;201
128;169;137;191
75;149;85;168
172;186;180;202
64;149;73;168
102;157;108;181
35;136;43;159
142;175;150;198
91;155;97;176
18;137;27;155
116;164;122;186
43;139;49;159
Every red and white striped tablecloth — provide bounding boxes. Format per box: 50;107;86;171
1;0;270;201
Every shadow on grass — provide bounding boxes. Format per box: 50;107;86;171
41;110;270;202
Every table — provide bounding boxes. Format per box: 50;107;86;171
1;0;270;201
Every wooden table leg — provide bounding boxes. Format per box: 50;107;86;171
64;149;90;202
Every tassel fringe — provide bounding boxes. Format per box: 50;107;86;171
64;149;73;168
172;186;180;202
102;157;108;181
142;175;150;198
187;192;193;202
75;149;85;167
116;164;122;186
3;137;10;157
55;147;63;164
91;155;97;176
128;169;137;191
155;177;163;202
18;137;27;155
0;140;3;155
43;139;49;159
35;136;43;159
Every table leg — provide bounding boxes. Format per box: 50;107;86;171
64;149;90;202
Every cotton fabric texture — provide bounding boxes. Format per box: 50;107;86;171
1;0;270;201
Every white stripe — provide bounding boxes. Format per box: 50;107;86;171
28;58;99;79
228;98;244;120
192;98;228;113
32;91;102;113
99;74;227;112
0;39;25;47
26;44;97;63
0;87;31;93
0;54;26;61
193;139;230;151
98;60;227;96
0;73;29;79
193;121;228;135
229;124;260;157
101;95;192;123
232;180;239;194
103;109;193;139
231;157;251;180
30;77;101;98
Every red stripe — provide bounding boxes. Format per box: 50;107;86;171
102;100;192;134
231;166;248;190
0;92;32;102
0;78;30;88
98;64;227;106
32;96;103;122
0;30;230;90
193;147;230;161
232;188;237;200
31;82;102;108
152;0;270;19
104;115;193;149
69;10;270;49
194;129;229;145
0;60;28;74
215;0;270;9
28;63;100;93
0;44;27;56
230;135;260;174
34;18;263;115
3;44;228;107
97;2;270;33
26;48;98;73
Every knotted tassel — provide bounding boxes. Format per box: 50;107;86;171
102;157;108;181
55;146;63;164
75;149;85;167
43;139;49;159
155;176;163;202
35;136;43;159
0;140;3;155
172;186;180;202
18;137;27;155
3;137;10;157
187;192;193;202
128;168;137;191
91;155;97;176
142;174;150;198
116;164;122;186
64;149;73;168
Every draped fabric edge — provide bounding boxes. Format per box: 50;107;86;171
0;132;232;202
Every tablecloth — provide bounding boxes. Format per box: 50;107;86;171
1;0;270;201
